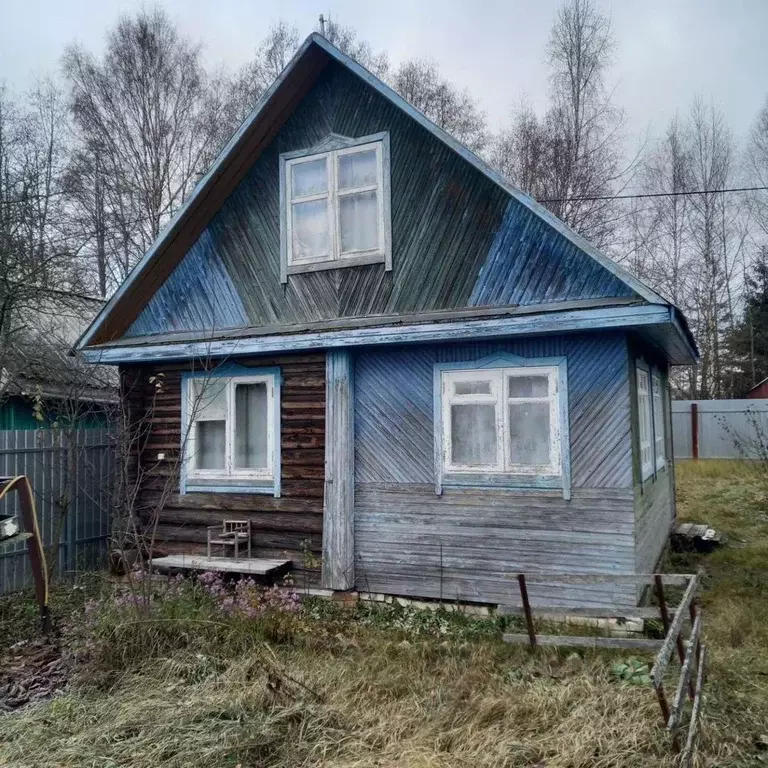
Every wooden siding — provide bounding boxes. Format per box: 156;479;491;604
322;350;355;589
124;61;641;339
354;334;633;488
634;469;674;575
468;198;633;307
354;485;637;608
353;334;638;609
125;229;248;337
121;353;325;581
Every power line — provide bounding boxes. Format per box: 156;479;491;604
539;185;768;203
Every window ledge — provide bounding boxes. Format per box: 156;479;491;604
184;481;278;496
286;251;387;276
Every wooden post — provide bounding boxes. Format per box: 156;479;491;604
691;403;699;460
517;574;537;648
655;575;685;665
322;350;355;591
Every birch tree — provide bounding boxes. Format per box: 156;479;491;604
493;0;626;247
62;8;222;293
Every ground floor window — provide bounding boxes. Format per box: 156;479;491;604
181;366;280;495
435;354;569;496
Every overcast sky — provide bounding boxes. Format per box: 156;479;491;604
2;0;768;150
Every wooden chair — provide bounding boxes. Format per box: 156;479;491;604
206;520;252;560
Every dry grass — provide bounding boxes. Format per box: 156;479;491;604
0;460;766;767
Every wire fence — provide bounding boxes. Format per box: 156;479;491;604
0;429;114;595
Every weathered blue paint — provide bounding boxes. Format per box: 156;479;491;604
470;199;635;307
126;229;249;337
79;33;682;352
81;304;676;364
432;352;570;498
354;333;632;490
179;364;282;497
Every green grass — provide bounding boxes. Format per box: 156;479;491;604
0;461;767;767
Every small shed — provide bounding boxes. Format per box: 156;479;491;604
76;34;698;609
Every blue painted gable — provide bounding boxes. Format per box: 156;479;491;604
111;42;655;344
470;199;634;307
125;229;248;338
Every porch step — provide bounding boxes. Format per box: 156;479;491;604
151;554;292;580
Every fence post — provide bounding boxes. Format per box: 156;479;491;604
691;403;699;461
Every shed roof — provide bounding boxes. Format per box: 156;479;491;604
75;33;698;363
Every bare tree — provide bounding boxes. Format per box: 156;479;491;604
320;19;389;79
62;8;223;293
391;58;488;152
493;0;627;247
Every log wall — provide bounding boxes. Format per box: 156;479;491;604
120;353;326;583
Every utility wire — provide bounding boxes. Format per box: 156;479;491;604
539;185;768;203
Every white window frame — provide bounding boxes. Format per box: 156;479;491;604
636;366;654;481
181;368;280;496
279;132;392;281
440;365;562;477
652;372;666;471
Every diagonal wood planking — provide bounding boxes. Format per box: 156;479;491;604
354;333;632;488
125;61;643;340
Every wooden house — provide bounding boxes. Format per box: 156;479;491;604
76;34;698;608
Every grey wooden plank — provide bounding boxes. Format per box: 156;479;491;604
679;645;707;768
322;349;355;590
668;612;703;732
503;634;664;650
151;554;292;576
651;576;699;687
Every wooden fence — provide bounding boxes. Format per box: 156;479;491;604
0;429;114;595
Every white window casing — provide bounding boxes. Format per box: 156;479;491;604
441;365;562;477
280;133;391;279
652;372;666;470
183;372;278;491
636;367;654;481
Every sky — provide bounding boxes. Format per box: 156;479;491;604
2;0;768;151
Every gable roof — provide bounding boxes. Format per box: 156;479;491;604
76;33;696;361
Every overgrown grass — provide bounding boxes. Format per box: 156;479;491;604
670;460;768;766
0;460;766;767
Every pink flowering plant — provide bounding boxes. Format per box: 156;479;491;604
68;567;303;676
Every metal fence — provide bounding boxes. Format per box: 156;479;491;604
0;429;114;595
672;399;768;459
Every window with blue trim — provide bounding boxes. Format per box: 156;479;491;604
434;354;570;497
182;369;280;494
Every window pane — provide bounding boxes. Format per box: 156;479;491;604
192;378;227;421
450;403;497;466
292;199;329;261
339;190;378;253
507;375;549;398
196;420;225;470
291;158;327;197
338;149;377;189
235;382;269;470
454;380;492;395
508;401;551;467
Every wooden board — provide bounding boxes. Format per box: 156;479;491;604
503;633;664;650
151;554;292;578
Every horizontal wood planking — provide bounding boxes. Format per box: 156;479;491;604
124;60;643;341
354;334;633;488
121;352;325;580
354;483;637;608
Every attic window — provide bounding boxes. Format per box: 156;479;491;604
280;132;391;280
